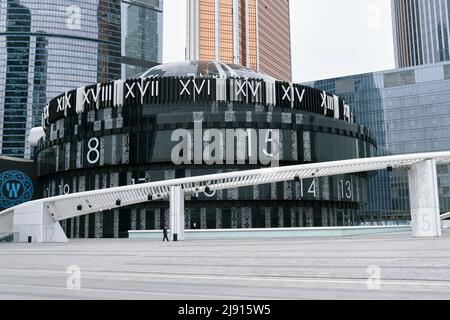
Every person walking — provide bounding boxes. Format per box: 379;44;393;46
163;225;170;242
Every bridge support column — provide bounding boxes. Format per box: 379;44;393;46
13;200;68;243
408;160;442;237
169;186;185;241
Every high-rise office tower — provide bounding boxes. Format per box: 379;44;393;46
122;0;164;78
392;0;450;68
186;0;292;82
308;61;450;218
0;0;163;159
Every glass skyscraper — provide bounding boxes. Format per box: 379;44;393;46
307;61;450;220
186;0;292;82
392;0;450;68
0;0;163;159
121;0;163;78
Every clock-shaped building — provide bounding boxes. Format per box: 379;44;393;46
35;61;377;238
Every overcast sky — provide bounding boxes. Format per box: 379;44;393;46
163;0;395;83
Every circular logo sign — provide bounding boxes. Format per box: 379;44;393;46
0;170;33;209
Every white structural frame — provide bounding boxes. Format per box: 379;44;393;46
2;151;450;242
186;0;200;61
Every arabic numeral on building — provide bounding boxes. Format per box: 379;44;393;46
297;178;317;198
340;180;352;199
421;213;431;232
308;179;317;197
87;137;100;164
58;184;70;195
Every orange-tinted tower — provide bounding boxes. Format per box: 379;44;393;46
186;0;292;82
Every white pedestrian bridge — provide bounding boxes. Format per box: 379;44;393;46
1;151;450;243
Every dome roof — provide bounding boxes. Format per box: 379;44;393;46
139;61;277;81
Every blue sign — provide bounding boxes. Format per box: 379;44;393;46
0;170;33;209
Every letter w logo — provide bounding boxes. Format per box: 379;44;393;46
6;183;21;199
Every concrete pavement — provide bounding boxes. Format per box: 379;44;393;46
0;230;449;299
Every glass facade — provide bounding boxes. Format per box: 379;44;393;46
199;0;215;61
258;0;292;82
218;0;233;63
186;0;292;82
308;61;450;219
0;0;163;159
392;0;450;68
121;0;163;78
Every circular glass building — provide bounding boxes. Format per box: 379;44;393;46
35;61;377;238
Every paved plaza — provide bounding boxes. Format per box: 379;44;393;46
0;230;449;300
